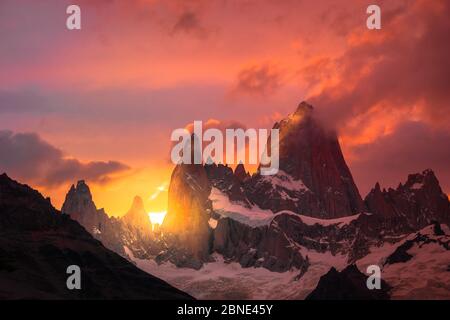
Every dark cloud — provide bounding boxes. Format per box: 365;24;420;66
299;0;450;198
0;131;129;187
349;121;450;196
171;11;208;38
307;0;450;130
234;64;283;96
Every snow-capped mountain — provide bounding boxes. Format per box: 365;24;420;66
57;102;449;299
148;102;449;299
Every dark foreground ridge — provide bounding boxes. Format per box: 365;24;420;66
0;173;193;300
306;264;390;300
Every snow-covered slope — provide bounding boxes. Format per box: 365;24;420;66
125;247;346;299
356;224;450;299
125;223;449;300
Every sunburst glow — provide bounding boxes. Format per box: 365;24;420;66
149;182;168;201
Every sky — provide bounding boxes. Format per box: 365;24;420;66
0;0;449;216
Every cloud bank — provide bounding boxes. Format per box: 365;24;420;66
0;131;129;187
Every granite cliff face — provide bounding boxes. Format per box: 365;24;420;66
0;174;192;300
245;102;365;219
161;163;213;267
213;214;310;272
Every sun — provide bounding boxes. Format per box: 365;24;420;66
148;211;167;229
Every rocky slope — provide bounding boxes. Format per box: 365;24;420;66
356;222;450;299
0;173;192;300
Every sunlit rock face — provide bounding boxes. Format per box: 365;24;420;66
122;196;152;236
162;163;213;265
245;102;365;219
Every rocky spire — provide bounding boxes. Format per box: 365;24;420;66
246;101;365;219
61;180;98;228
365;169;450;230
234;163;250;182
162;162;213;265
122;196;152;235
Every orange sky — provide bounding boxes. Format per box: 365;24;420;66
1;0;449;216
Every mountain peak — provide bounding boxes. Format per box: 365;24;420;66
374;182;381;191
131;195;145;211
405;168;439;191
249;101;365;219
61;180;98;227
295;101;314;115
122;195;152;234
234;163;249;182
74;180;91;195
0;173;12;187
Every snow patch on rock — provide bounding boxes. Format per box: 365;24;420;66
258;170;309;192
211;187;363;228
210;187;274;227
